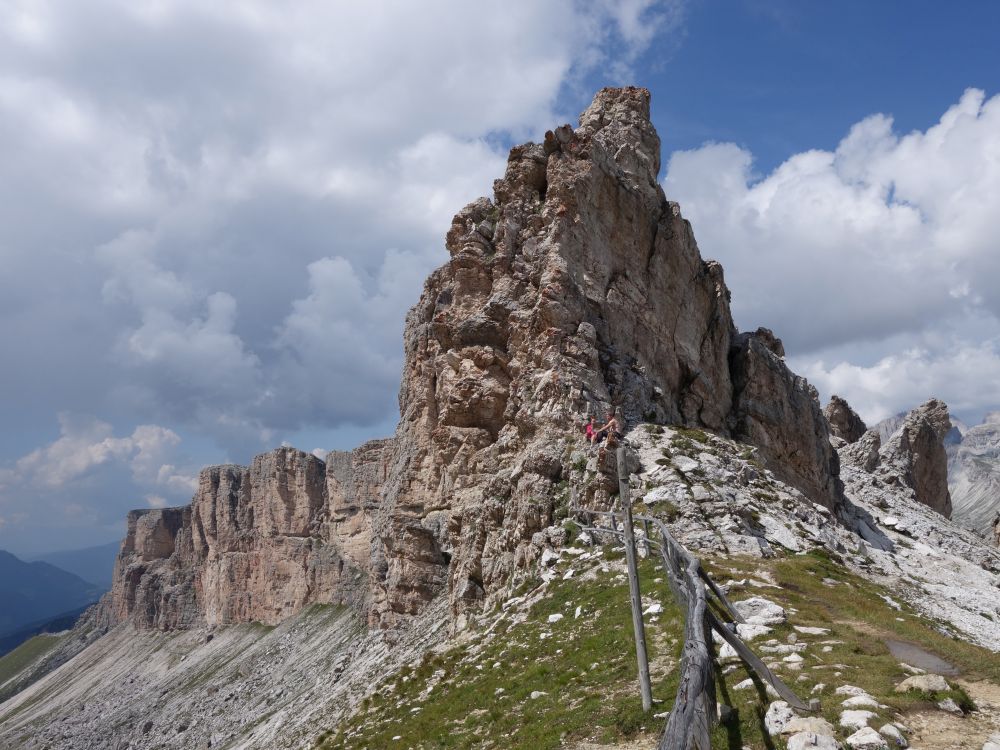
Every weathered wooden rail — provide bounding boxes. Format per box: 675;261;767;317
570;444;810;750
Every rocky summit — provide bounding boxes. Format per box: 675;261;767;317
88;86;840;637
2;88;999;750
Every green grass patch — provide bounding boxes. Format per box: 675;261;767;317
675;427;711;445
321;557;683;749
0;633;66;689
320;545;1000;750
703;549;999;744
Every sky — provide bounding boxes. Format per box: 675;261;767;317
1;0;999;556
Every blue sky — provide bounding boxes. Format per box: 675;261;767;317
1;0;999;555
642;0;1000;171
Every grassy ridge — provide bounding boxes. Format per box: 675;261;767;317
318;544;1000;749
0;633;66;696
320;552;681;749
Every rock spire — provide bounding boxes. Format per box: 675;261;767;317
99;87;843;632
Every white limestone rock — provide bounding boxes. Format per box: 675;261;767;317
783;717;836;736
841;694;880;709
846;726;888;749
878;723;907;748
764;701;796;736
734;597;787;626
788;732;842;750
840;710;877;731
937;697;963;714
736;623;772;641
895;674;949;693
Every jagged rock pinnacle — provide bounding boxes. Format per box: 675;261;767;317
824;395;868;444
98;87;843;632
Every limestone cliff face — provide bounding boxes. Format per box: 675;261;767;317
101;87;842;632
948;413;1000;540
103;446;381;629
880;399;953;518
729;329;842;509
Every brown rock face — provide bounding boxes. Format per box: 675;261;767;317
878;398;954;517
101;87;843;632
824;395;868;444
729;330;842;509
103;447;379;629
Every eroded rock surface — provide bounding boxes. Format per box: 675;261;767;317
94;87;842;634
878;399;953;518
948;412;1000;540
825;395;868;444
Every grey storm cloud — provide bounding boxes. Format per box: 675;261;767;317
0;0;679;553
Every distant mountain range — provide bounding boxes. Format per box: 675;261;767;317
30;540;120;590
947;413;1000;539
0;550;104;656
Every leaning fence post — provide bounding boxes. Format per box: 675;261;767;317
617;444;653;713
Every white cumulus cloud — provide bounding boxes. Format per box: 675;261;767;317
664;88;1000;423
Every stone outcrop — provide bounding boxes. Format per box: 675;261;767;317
880;399;953;518
839;398;953;518
730;329;842;509
99;87;843;633
824;395;867;444
843;429;882;473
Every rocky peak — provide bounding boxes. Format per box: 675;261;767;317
824;395;867;444
99;87;844;633
843;398;953;518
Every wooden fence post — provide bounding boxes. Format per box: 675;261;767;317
617;444;653;713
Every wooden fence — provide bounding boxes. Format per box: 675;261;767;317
570;445;811;750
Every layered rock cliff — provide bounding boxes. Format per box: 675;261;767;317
99;87;843;633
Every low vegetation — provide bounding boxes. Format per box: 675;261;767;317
320;552;681;749
317;539;1000;749
0;633;67;703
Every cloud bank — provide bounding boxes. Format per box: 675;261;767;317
664;88;1000;424
0;0;678;553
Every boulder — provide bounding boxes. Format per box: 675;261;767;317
846;726;889;749
788;732;842;750
734;597;787;626
783;716;836;736
895;674;949;693
764;700;796;735
878;724;907;748
840;710;877;731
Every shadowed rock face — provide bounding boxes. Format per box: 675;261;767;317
99;87;843;632
730;330;842;509
824;395;868;444
880;399;953;518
